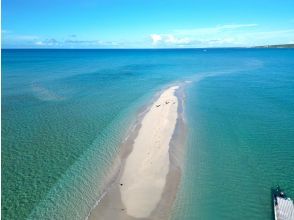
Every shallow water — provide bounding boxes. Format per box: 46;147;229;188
2;49;294;219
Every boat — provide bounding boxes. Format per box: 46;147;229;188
272;186;294;220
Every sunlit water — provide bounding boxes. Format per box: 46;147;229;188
2;49;294;219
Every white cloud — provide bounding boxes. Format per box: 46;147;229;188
149;23;260;47
243;29;294;37
149;23;294;47
150;34;162;44
217;24;258;29
3;23;293;48
174;23;258;35
165;35;191;44
31;38;123;48
2;29;11;34
4;34;39;41
150;34;193;46
35;41;44;45
2;31;119;48
34;38;59;46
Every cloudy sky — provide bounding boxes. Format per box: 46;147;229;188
2;0;294;48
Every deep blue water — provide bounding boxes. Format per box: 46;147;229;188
2;49;294;219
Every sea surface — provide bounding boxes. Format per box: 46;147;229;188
2;49;294;220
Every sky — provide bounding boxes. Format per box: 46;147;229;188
2;0;294;48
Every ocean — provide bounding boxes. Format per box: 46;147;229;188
2;49;294;219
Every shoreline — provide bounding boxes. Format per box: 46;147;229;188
88;85;186;220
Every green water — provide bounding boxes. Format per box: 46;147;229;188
173;55;294;219
2;49;294;219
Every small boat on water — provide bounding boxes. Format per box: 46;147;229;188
272;186;294;220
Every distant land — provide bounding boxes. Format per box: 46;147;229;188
254;44;294;48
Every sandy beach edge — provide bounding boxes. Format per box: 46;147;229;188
87;84;187;220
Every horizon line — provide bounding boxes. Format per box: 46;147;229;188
2;45;294;50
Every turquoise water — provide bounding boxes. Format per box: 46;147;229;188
2;49;294;219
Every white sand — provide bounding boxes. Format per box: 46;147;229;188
119;86;179;218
